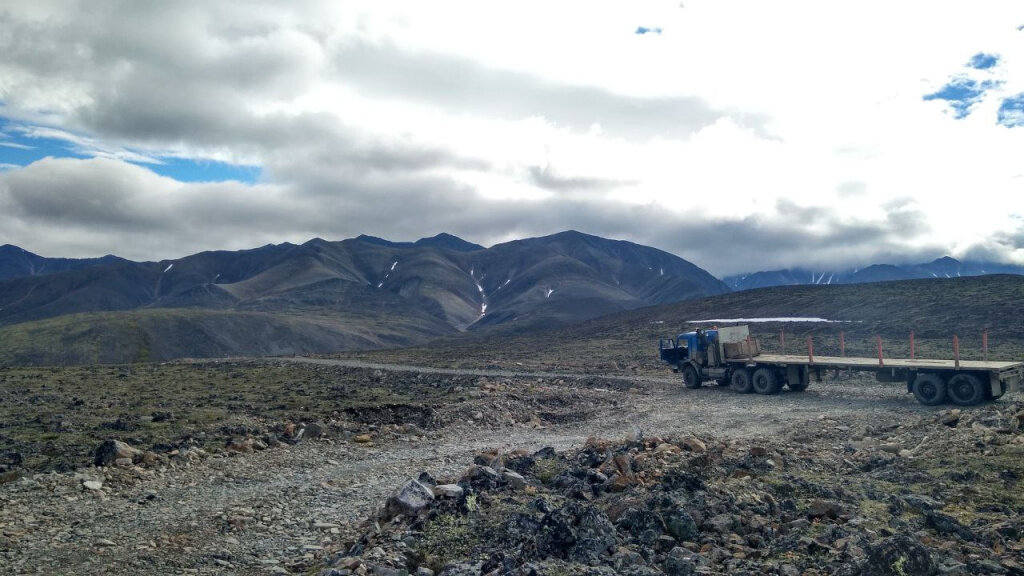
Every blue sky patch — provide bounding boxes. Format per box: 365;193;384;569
998;94;1024;128
922;77;999;119
635;26;663;35
0;117;260;183
149;157;262;183
967;52;999;70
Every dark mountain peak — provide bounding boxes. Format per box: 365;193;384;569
353;234;403;248
930;256;961;265
414;233;484;252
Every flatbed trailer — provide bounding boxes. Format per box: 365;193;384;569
659;325;1024;406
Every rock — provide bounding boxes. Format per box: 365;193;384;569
82;480;103;491
807;499;845;519
705;514;735;534
533;447;556;459
96;539;116;547
416;568;435;576
663;546;697;575
783;518;811;533
226;438;254;453
681;437;706;454
656;443;681;455
432;484;464;498
879;443;901;454
901;494;944;512
304;422;324;439
665;508;699;542
940;411;961;427
924;510;975;540
151;411;174;422
93;439;142;467
749;446;769;457
862;535;936;576
353;434;374;444
501;470;527;490
382;479;434;520
461;465;500;490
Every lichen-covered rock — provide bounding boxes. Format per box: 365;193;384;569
862;535;936;576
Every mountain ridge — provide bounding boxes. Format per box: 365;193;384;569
0;231;728;365
724;256;1024;290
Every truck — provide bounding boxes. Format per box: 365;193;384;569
658;325;1024;406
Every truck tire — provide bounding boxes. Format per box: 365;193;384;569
730;368;753;393
752;367;780;395
947;373;985;406
911;373;947;405
682;365;702;389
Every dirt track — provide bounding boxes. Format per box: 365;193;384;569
0;359;954;575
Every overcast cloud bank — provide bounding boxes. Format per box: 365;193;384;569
1;1;1022;276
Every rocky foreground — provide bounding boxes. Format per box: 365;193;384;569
320;404;1024;576
1;361;1023;575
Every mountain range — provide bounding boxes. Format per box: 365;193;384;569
0;231;728;364
722;256;1024;291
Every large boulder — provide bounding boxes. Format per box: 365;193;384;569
94;439;142;467
382;479;434;520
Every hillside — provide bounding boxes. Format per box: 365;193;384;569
0;231;728;365
336;274;1024;374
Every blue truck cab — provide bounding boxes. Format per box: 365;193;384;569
659;329;718;368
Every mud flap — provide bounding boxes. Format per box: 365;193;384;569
786;365;807;386
990;373;1002;397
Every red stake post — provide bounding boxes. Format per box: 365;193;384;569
983;330;988;361
780;330;785;354
839;331;845;357
910;331;915;360
953;334;960;370
807;336;814;364
876;335;884;367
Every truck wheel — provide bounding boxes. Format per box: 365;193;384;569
730;368;753;393
911;373;947;405
682;365;702;389
752;367;780;395
947;373;984;406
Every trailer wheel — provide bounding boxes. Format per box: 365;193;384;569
752;367;780;395
911;373;947;406
947;373;984;406
730;368;753;393
682;365;702;389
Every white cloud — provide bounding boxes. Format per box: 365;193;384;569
0;0;1022;275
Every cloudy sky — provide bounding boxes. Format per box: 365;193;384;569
1;1;1022;276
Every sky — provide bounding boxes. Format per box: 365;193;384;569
1;1;1023;277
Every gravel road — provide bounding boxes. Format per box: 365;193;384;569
0;359;942;575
